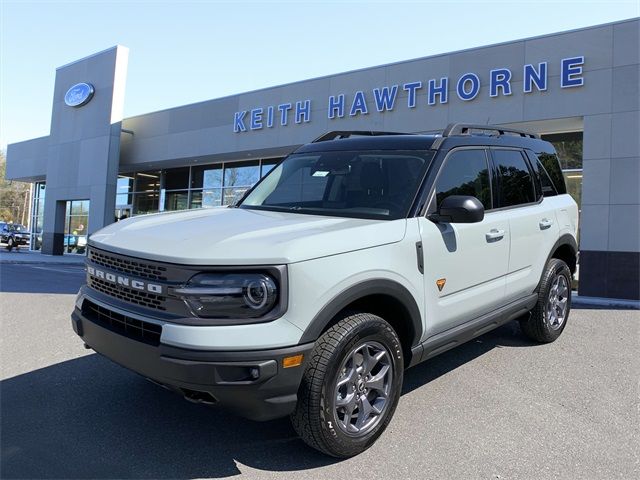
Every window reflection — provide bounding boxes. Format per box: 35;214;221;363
133;192;160;215
164;190;189;211
436;150;492;209
192;165;222;189
65;200;89;255
223;187;250;206
224;161;259;187
127;159;279;216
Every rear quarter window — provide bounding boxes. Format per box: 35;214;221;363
533;152;567;195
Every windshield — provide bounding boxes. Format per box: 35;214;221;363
3;224;27;232
240;150;433;220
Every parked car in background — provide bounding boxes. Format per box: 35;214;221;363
0;223;30;251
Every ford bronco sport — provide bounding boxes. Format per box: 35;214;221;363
72;123;578;457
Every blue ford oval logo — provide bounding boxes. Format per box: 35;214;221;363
64;83;95;107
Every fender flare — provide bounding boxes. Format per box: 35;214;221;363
547;233;578;272
298;278;423;346
534;233;578;294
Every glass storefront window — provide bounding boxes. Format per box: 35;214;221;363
164;190;189;211
224;161;260;187
70;199;90;215
125;159;281;216
64;200;89;255
223;186;250;206
191;165;222;189
30;182;46;251
133;191;160;215
189;191;202;209
542;132;583;210
563;170;583;207
543;132;583;170
163;167;190;190
190;189;223;209
116;175;134;206
135;171;161;192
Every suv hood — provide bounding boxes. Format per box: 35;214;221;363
89;207;407;265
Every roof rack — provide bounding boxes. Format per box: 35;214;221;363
441;123;540;139
312;130;411;143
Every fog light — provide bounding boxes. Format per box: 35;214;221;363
282;354;304;369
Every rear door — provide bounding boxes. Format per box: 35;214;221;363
490;148;560;300
419;148;510;337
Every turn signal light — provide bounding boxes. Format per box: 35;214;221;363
282;354;304;369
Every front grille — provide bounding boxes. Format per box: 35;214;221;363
82;300;162;346
88;248;168;281
88;276;167;311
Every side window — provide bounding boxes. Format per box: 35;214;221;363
435;149;492;209
493;149;536;207
526;151;558;197
532;151;567;195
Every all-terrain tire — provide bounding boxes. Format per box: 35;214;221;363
291;312;404;458
520;258;572;343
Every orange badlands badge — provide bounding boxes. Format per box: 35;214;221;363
436;278;446;292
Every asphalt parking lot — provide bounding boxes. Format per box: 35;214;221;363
1;263;638;479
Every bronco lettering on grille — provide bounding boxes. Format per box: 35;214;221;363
87;266;163;294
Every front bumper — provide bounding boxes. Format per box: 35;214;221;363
71;306;314;421
8;237;28;245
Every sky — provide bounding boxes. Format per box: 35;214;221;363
1;0;638;149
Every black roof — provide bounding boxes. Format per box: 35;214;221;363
296;134;438;153
295;124;554;154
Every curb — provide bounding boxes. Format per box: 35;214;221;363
572;294;640;310
0;260;85;266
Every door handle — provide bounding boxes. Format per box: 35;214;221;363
539;219;554;230
485;229;505;241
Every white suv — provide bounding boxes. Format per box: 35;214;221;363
72;124;579;457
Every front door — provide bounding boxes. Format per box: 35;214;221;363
419;148;509;338
64;200;89;254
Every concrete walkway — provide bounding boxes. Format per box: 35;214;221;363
0;249;86;265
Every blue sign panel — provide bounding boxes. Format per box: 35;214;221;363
64;83;95;108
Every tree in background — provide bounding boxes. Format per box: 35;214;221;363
0;151;31;225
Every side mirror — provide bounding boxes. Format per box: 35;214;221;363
428;195;484;223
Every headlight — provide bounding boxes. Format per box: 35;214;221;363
173;273;278;319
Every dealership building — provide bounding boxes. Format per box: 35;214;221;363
6;18;639;300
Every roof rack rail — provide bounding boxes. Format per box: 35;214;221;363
441;123;540;139
312;130;410;143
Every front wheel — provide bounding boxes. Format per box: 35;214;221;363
520;258;572;343
291;312;404;458
6;238;14;251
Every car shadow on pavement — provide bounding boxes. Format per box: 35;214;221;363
0;322;536;479
0;354;336;479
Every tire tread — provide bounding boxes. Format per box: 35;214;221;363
291;312;400;457
520;258;571;343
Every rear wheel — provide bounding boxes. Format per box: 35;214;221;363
291;312;403;457
520;258;572;343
